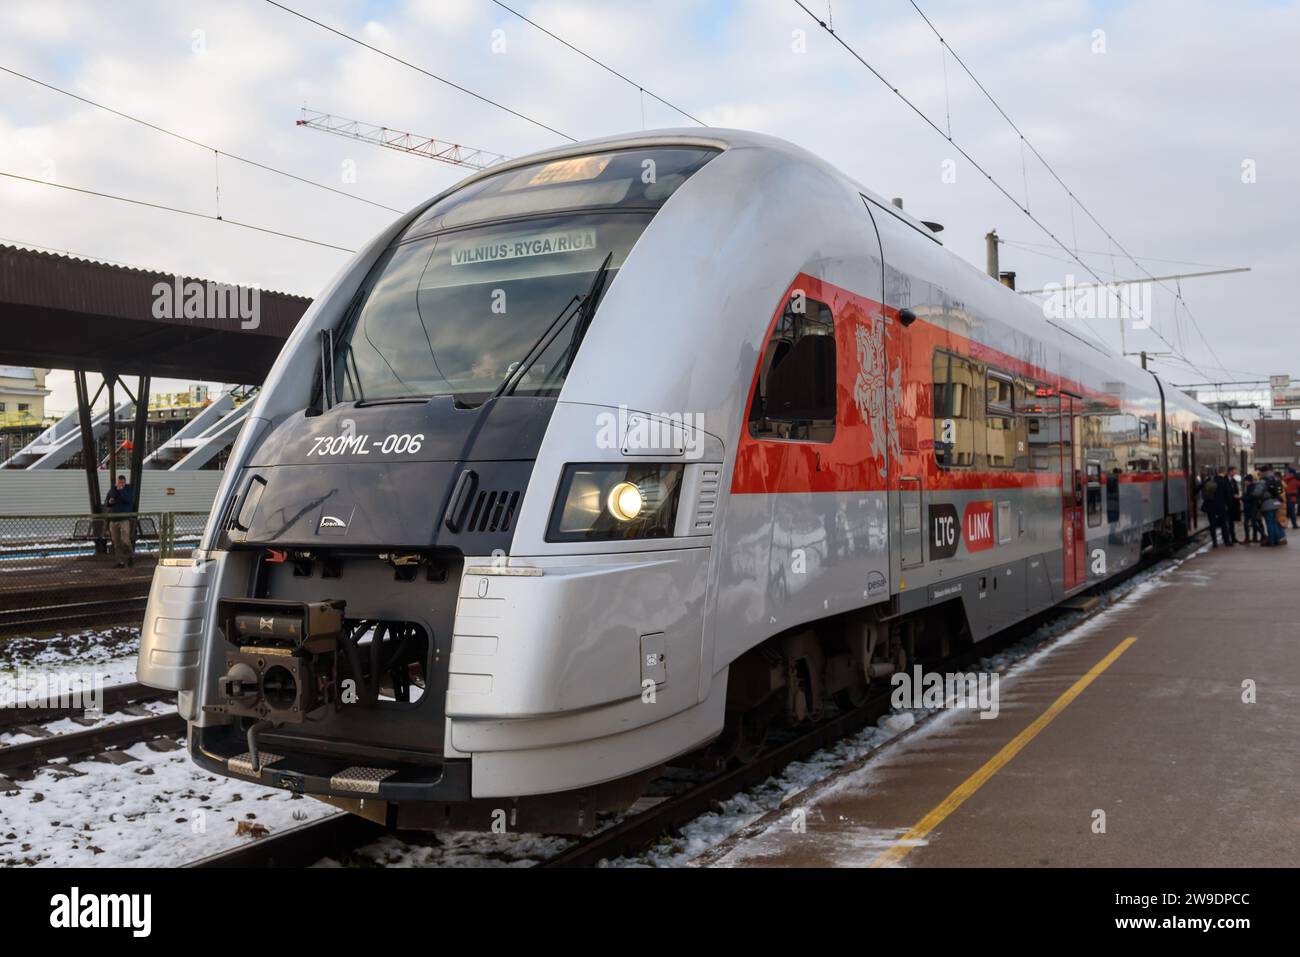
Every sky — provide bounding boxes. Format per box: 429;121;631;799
1;0;1296;416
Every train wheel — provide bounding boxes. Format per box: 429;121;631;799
710;707;773;767
733;710;770;765
833;673;871;710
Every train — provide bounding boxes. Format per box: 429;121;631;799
136;129;1250;832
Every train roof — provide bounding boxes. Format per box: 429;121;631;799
427;128;1247;445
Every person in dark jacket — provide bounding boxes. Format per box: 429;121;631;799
1242;472;1265;543
1201;467;1233;547
104;475;135;567
1285;467;1300;529
1226;466;1243;541
1260;466;1288;546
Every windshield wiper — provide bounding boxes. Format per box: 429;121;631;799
557;251;614;380
489;251;614;402
317;327;337;412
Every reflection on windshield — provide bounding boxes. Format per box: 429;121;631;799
335;213;648;404
332;146;718;406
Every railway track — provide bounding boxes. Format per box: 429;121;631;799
0;712;183;776
0;594;148;635
1;681;181;777
0;681;172;734
187;530;1208;869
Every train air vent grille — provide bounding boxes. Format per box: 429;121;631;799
467;489;522;533
692;467;721;533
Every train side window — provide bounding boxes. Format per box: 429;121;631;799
1023;384;1058;471
984;370;1019;469
749;295;836;442
986;371;1014;416
1128;415;1160;471
1086;462;1103;527
1106;469;1121;523
933;351;983;468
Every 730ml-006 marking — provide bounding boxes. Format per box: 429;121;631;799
307;433;425;456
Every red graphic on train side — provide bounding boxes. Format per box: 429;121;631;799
963;501;995;552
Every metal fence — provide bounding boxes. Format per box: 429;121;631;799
0;511;208;635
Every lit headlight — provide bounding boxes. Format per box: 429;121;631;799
548;464;684;541
607;482;644;522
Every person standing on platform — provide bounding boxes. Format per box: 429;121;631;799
1285;467;1300;530
104;474;136;568
1259;466;1287;547
1226;466;1243;542
1242;472;1263;543
1201;468;1228;547
1212;466;1235;546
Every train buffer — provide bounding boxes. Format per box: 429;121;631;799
707;540;1300;868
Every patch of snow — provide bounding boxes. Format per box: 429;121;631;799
328;830;574;868
0;626;140;674
0;739;337;867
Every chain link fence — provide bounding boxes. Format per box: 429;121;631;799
0;511;208;635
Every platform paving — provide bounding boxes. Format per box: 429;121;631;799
710;539;1300;867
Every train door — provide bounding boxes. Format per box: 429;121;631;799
1060;394;1086;589
1189;433;1198;528
900;476;923;567
858;195;897;595
1182;431;1194;529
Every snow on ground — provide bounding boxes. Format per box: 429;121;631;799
326;830;574;868
0;698;174;746
0;624;342;868
0;626;141;672
0;739;339;867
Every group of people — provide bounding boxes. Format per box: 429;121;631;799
1197;464;1299;548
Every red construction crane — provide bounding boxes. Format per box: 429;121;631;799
295;108;510;171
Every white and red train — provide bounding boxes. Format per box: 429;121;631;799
136;129;1249;830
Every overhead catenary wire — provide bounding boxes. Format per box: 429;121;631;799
488;0;707;127
0;65;403;215
790;1;1118;351
998;239;1129;279
997;239;1239;272
264;0;578;143
0;171;355;253
902;0;1232;381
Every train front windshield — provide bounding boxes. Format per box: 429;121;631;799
333;147;717;406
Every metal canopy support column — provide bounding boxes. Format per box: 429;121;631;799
107;374;117;484
73;369;102;514
129;373;150;505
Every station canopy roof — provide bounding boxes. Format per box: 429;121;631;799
0;244;313;382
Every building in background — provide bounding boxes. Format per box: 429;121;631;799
0;366;52;425
1252;418;1300;470
0;366;54;461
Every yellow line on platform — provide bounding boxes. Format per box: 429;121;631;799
868;635;1138;868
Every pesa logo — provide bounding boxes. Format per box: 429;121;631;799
963;501;994;552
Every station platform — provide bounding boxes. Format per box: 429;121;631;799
708;537;1300;868
0;552;156;630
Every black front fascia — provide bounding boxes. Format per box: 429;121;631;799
230;395;554;554
191;724;472;802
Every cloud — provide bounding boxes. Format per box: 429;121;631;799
1;0;1295;413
